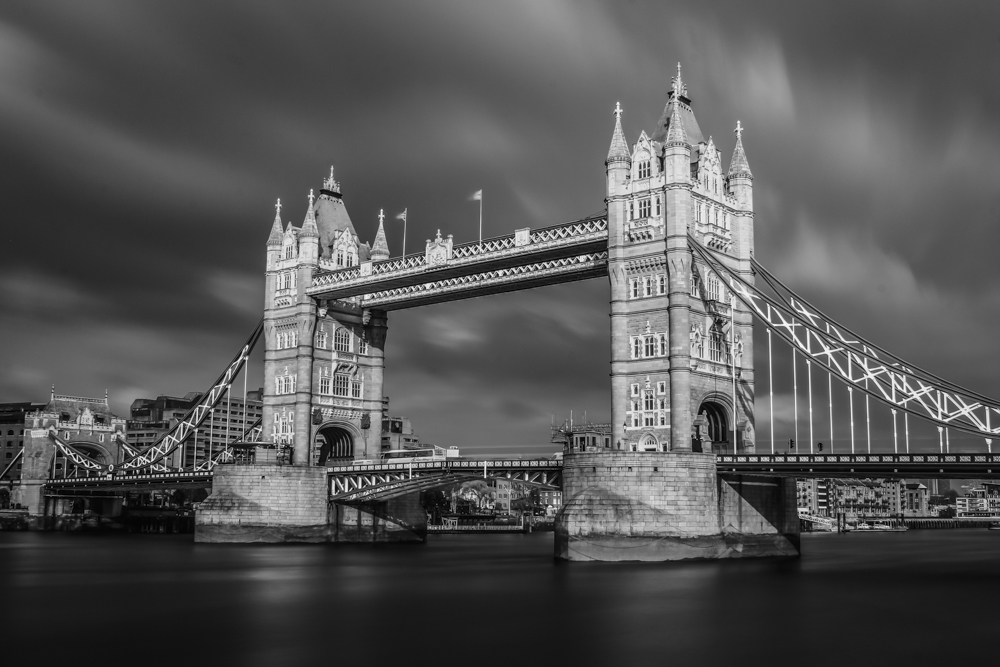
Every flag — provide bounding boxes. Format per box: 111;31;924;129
470;189;482;201
396;209;406;222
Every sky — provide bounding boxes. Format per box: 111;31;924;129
2;1;999;456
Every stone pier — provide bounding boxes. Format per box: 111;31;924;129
555;452;799;561
195;464;425;543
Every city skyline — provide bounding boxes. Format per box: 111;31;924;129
2;2;1000;455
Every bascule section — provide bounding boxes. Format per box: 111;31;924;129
555;66;798;561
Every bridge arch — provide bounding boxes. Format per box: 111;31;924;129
696;394;732;452
315;421;361;465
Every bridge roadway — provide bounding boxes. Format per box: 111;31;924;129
41;453;1000;498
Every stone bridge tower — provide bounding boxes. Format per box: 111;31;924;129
262;172;388;466
556;66;798;561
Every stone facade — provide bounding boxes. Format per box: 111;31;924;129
263;173;388;466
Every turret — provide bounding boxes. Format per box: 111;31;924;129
266;199;283;270
299;189;320;265
663;67;691;187
606;101;630;197
728;120;754;263
370;209;390;261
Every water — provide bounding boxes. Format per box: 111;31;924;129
3;531;1000;666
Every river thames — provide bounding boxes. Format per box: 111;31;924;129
2;530;998;665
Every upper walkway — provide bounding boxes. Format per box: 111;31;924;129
306;216;608;309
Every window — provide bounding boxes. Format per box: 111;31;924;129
337;250;344;267
284;244;294;259
629;201;634;220
644;336;656;358
644;393;655;411
632;337;641;359
333;375;350;397
638;160;651;179
655;197;661;216
351;381;362;399
710;329;726;363
644;277;652;297
275;375;296;395
659;334;667;356
658;275;665;295
358;337;368;355
631;280;640;299
334;328;351;352
638;198;651;218
319;376;331;395
316;328;328;349
690;269;700;297
707;274;720;301
631;384;640;397
657;381;666;395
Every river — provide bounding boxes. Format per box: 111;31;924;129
2;530;998;666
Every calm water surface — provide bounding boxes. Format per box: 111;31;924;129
2;530;999;666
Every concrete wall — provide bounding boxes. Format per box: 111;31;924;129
555;451;798;561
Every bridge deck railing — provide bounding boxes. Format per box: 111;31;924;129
718;453;999;465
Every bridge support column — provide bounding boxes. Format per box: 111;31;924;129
555;451;799;561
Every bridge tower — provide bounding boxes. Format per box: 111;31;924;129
262;172;387;467
556;66;797;561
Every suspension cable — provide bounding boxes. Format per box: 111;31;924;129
768;325;774;454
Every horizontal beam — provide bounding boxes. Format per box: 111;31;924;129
718;453;1000;479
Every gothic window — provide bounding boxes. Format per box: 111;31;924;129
659;334;667;356
644;393;655;411
316;328;328;349
333;375;350;397
631;280;640;299
319;376;331;395
334;328;351;352
655;197;661;216
347;251;357;267
644;277;652;297
690;269;700;297
644;412;655;427
707;274;720;301
629;201;634;220
289;331;298;347
657;381;666;395
639;199;651;218
644;335;656;358
638;160;651;179
631;383;640;397
351;381;362;399
658;275;665;295
710;328;726;363
284;244;294;260
358;337;368;355
275;375;296;395
632;337;641;359
337;250;344;267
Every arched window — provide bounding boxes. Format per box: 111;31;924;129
644;277;652;297
632;337;642;359
316;328;328;349
337;250;344;267
655;197;661;216
707;274;720;301
644;335;655;358
631;280;640;299
334;328;351;352
644;393;655;411
659;334;667;356
284;244;294;259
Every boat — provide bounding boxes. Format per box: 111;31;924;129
988;521;1000;531
871;520;908;532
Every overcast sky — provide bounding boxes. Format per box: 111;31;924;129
2;1;999;455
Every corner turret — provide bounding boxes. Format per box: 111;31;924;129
370;209;390;262
728;120;753;212
299;190;320;265
663;67;691;186
606;102;630;197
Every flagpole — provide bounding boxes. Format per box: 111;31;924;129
402;208;407;258
479;192;483;247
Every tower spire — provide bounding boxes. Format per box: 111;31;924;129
606;101;630;164
728;120;752;178
665;85;687;145
371;208;390;261
301;189;319;237
267;198;283;246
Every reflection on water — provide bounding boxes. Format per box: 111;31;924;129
3;530;1000;666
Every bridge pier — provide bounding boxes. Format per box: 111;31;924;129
555;451;799;561
195;464;425;543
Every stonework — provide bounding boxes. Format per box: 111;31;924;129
555;452;799;561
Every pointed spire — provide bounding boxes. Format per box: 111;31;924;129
371;208;390;261
665;88;687;145
267;198;284;246
671;62;688;100
301;189;319;237
606;101;630;164
729;120;752;178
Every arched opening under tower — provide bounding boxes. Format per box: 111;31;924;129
61;442;109;479
316;425;355;465
697;400;730;453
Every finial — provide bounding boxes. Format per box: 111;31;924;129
330;166;335;181
613;101;623;120
308;189;315;207
275;198;281;215
734;120;744;140
378;209;385;225
671;62;687;99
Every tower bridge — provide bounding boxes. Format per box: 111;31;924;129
24;64;1000;560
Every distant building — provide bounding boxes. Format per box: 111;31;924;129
492;479;512;514
901;482;930;517
956;483;1000;517
539;489;563;511
1;401;45;486
128;389;263;468
379;415;423;454
797;478;921;518
552;417;612;453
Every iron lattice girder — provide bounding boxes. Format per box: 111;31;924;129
44;470;214;493
362;252;609;310
689;237;1000;439
306;217;609;302
718;453;1000;479
329;459;564;499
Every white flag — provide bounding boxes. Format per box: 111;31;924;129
396;209;406;222
470;189;482;201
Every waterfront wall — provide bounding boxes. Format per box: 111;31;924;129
554;451;799;561
195;464;424;543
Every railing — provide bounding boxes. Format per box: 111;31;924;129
328;459;562;473
718;453;1000;465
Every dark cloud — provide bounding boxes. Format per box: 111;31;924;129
1;1;998;455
